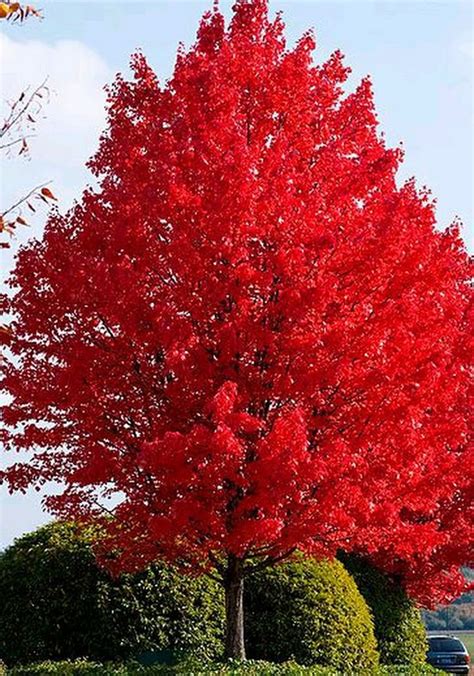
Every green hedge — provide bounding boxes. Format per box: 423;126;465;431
340;554;428;665
0;523;432;672
0;523;224;666
6;659;445;675
5;659;336;675
245;556;379;671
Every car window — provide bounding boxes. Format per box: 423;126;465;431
429;638;465;652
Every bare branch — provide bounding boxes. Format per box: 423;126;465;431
0;134;35;152
1;180;51;219
1;79;49;149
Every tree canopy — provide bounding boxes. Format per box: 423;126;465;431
1;0;472;657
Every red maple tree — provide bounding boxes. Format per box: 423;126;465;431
1;0;472;658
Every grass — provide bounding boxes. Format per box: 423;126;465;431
455;631;474;657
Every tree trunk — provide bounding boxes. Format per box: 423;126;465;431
224;554;246;659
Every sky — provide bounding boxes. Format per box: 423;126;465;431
0;0;473;549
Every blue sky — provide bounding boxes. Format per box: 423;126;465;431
0;0;473;549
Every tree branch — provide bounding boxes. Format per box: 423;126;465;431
246;547;297;574
1;79;48;143
1;181;51;218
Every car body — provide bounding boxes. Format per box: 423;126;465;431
427;634;470;674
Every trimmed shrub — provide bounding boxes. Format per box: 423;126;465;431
341;554;428;665
245;555;380;671
6;658;446;675
6;659;336;675
0;523;224;666
7;661;120;675
377;669;444;676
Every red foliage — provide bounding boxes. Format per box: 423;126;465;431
1;0;472;604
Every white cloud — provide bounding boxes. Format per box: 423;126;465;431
1;34;111;279
458;39;474;59
1;33;110;168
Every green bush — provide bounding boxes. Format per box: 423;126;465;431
7;660;119;675
7;659;336;675
245;555;380;671
6;659;445;675
378;669;443;676
0;523;224;666
340;554;428;665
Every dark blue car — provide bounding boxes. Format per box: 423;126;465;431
427;635;470;674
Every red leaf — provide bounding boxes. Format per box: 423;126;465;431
1;0;471;610
40;187;57;201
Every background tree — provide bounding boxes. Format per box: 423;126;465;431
1;0;472;659
423;570;474;631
